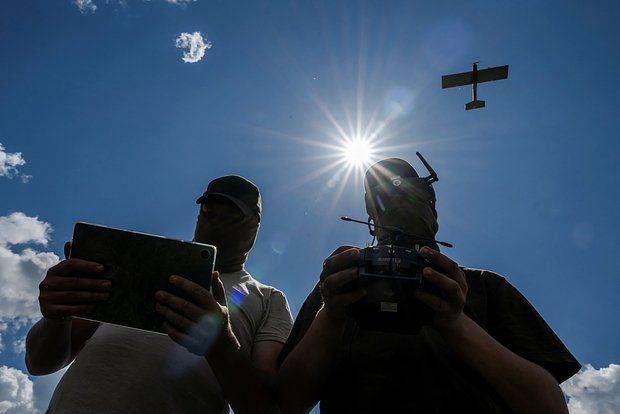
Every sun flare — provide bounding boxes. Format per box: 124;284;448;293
343;138;373;167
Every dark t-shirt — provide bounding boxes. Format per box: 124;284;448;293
278;268;581;413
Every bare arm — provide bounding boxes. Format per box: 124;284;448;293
25;317;99;376
278;308;347;413
205;340;284;414
278;247;365;414
416;247;567;414
155;273;287;414
440;314;567;414
24;253;110;376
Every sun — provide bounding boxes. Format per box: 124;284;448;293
343;138;373;167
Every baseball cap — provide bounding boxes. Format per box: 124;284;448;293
196;175;262;220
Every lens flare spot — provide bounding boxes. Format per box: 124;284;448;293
228;287;247;307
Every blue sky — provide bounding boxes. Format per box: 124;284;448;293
0;0;619;412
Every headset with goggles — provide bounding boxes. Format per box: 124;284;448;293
364;152;439;237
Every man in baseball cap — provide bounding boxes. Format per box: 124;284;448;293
28;175;293;414
155;174;294;413
195;175;263;273
195;175;262;218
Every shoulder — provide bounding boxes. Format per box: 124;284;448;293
462;267;512;294
462;267;506;282
236;271;288;300
233;272;292;319
460;267;525;326
238;273;293;342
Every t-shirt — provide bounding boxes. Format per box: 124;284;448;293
46;269;293;414
278;268;581;413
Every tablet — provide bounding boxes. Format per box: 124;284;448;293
70;222;216;334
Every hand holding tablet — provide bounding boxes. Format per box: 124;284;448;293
69;222;216;334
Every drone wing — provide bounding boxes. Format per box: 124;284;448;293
476;65;509;83
442;65;509;88
441;70;473;88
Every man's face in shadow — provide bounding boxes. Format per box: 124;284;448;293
193;196;259;273
194;196;247;244
198;198;245;227
368;184;438;245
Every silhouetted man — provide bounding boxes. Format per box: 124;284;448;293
26;175;293;413
278;157;580;413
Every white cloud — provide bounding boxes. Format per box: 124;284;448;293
164;0;196;4
0;213;59;411
73;0;97;14
0;213;51;247
175;32;212;63
0;213;59;324
0;144;29;183
12;338;26;355
562;363;620;414
0;366;35;414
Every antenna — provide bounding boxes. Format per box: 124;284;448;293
341;216;453;248
416;151;438;184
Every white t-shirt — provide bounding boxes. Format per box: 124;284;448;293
45;270;293;414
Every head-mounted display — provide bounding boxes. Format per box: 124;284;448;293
364;152;439;220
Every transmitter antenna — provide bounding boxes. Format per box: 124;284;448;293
341;216;453;248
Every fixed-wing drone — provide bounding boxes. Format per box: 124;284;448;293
442;62;509;110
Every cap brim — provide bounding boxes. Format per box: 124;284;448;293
196;192;255;218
